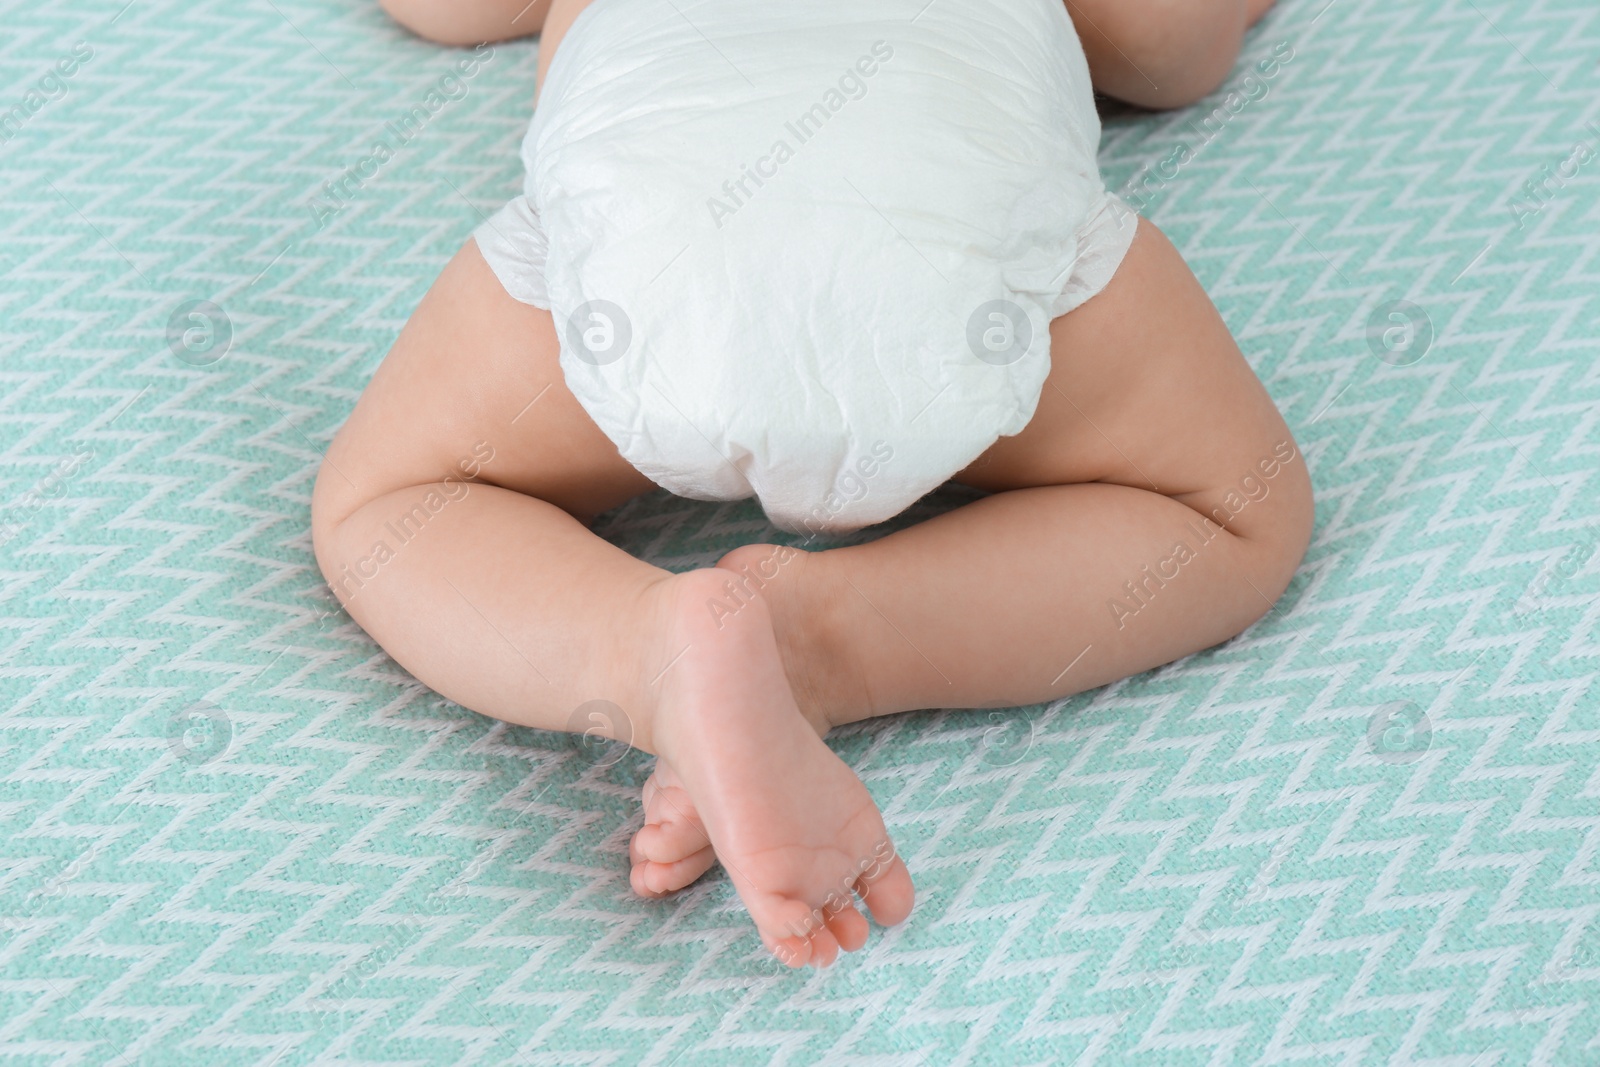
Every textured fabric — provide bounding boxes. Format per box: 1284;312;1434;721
474;0;1137;535
474;194;550;307
2;0;1599;1063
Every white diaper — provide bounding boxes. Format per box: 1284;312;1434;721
474;0;1138;535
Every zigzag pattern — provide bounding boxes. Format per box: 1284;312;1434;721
2;0;1599;1062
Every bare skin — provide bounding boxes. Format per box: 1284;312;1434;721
322;0;1310;968
381;0;1282;110
1070;0;1282;109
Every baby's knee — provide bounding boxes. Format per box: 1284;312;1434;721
380;0;464;45
1118;0;1252;110
1233;458;1315;621
309;453;367;596
378;0;547;47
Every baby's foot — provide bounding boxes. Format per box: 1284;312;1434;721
639;567;915;968
628;640;836;898
628;757;716;897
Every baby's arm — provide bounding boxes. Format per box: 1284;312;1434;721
1068;0;1276;110
380;0;551;46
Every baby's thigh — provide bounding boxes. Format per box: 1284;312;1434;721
952;217;1312;549
312;238;656;532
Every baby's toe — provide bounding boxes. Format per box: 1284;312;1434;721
637;773;709;860
855;851;916;928
631;816;710;865
766;927;840;969
824;902;870;954
759;896;853;969
629;846;715;898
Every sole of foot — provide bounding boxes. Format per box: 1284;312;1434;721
635;565;915;968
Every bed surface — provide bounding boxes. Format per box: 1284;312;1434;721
3;0;1598;1062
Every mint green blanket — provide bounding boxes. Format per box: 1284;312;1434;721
3;0;1597;1062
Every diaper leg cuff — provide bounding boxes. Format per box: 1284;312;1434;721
472;196;552;310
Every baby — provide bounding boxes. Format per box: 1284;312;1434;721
313;0;1308;969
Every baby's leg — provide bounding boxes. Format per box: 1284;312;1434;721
1067;0;1278;109
624;219;1314;938
727;215;1314;735
311;239;914;969
379;0;553;46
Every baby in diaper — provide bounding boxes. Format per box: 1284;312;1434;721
316;0;1306;969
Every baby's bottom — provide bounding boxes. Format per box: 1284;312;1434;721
310;217;1313;968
